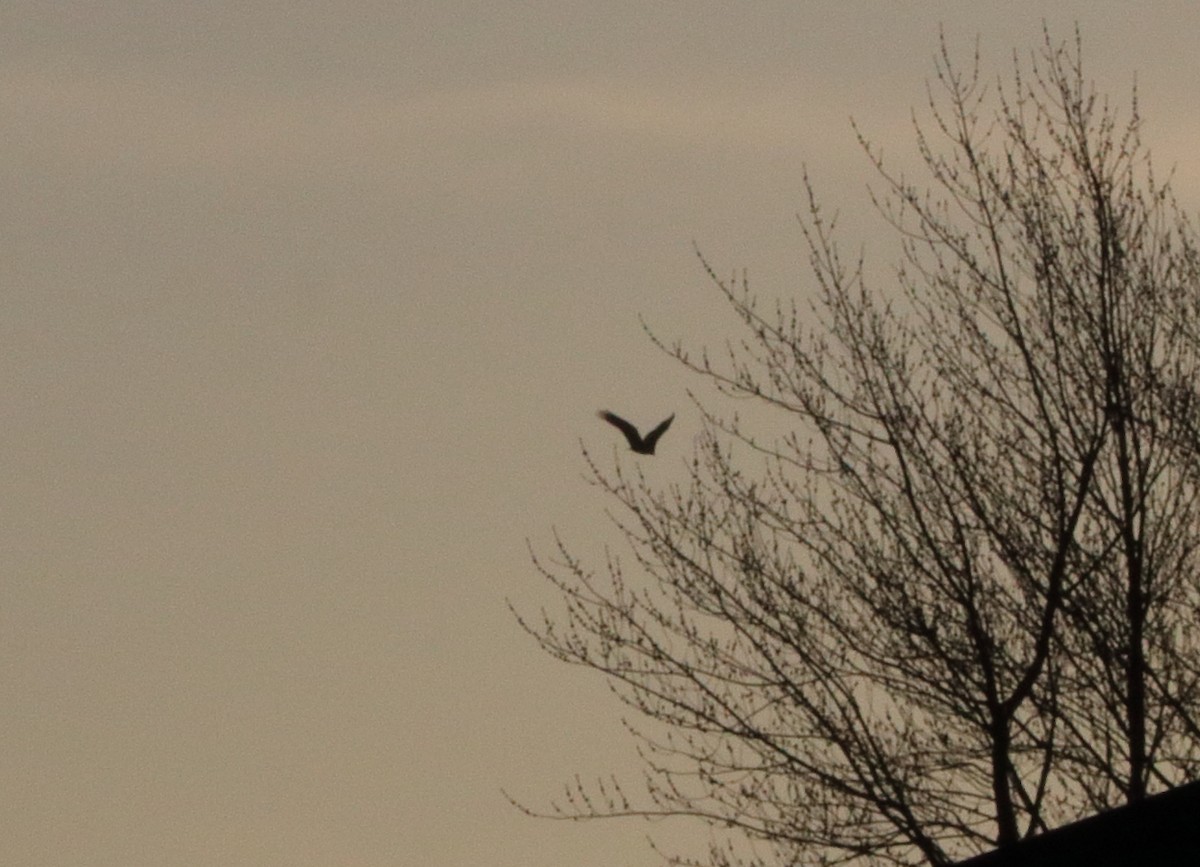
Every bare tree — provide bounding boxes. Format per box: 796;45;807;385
513;29;1200;866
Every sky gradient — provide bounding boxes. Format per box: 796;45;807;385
4;4;1200;866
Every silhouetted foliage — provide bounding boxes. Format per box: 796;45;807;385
514;28;1200;867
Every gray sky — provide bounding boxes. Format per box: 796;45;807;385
4;4;1200;866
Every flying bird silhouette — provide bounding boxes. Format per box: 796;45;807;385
597;410;675;454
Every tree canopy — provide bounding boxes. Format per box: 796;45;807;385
514;28;1200;867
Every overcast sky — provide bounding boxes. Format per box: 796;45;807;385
4;4;1200;866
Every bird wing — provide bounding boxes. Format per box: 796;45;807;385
598;410;644;448
642;413;675;449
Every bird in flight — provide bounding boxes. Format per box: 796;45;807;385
597;410;675;454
